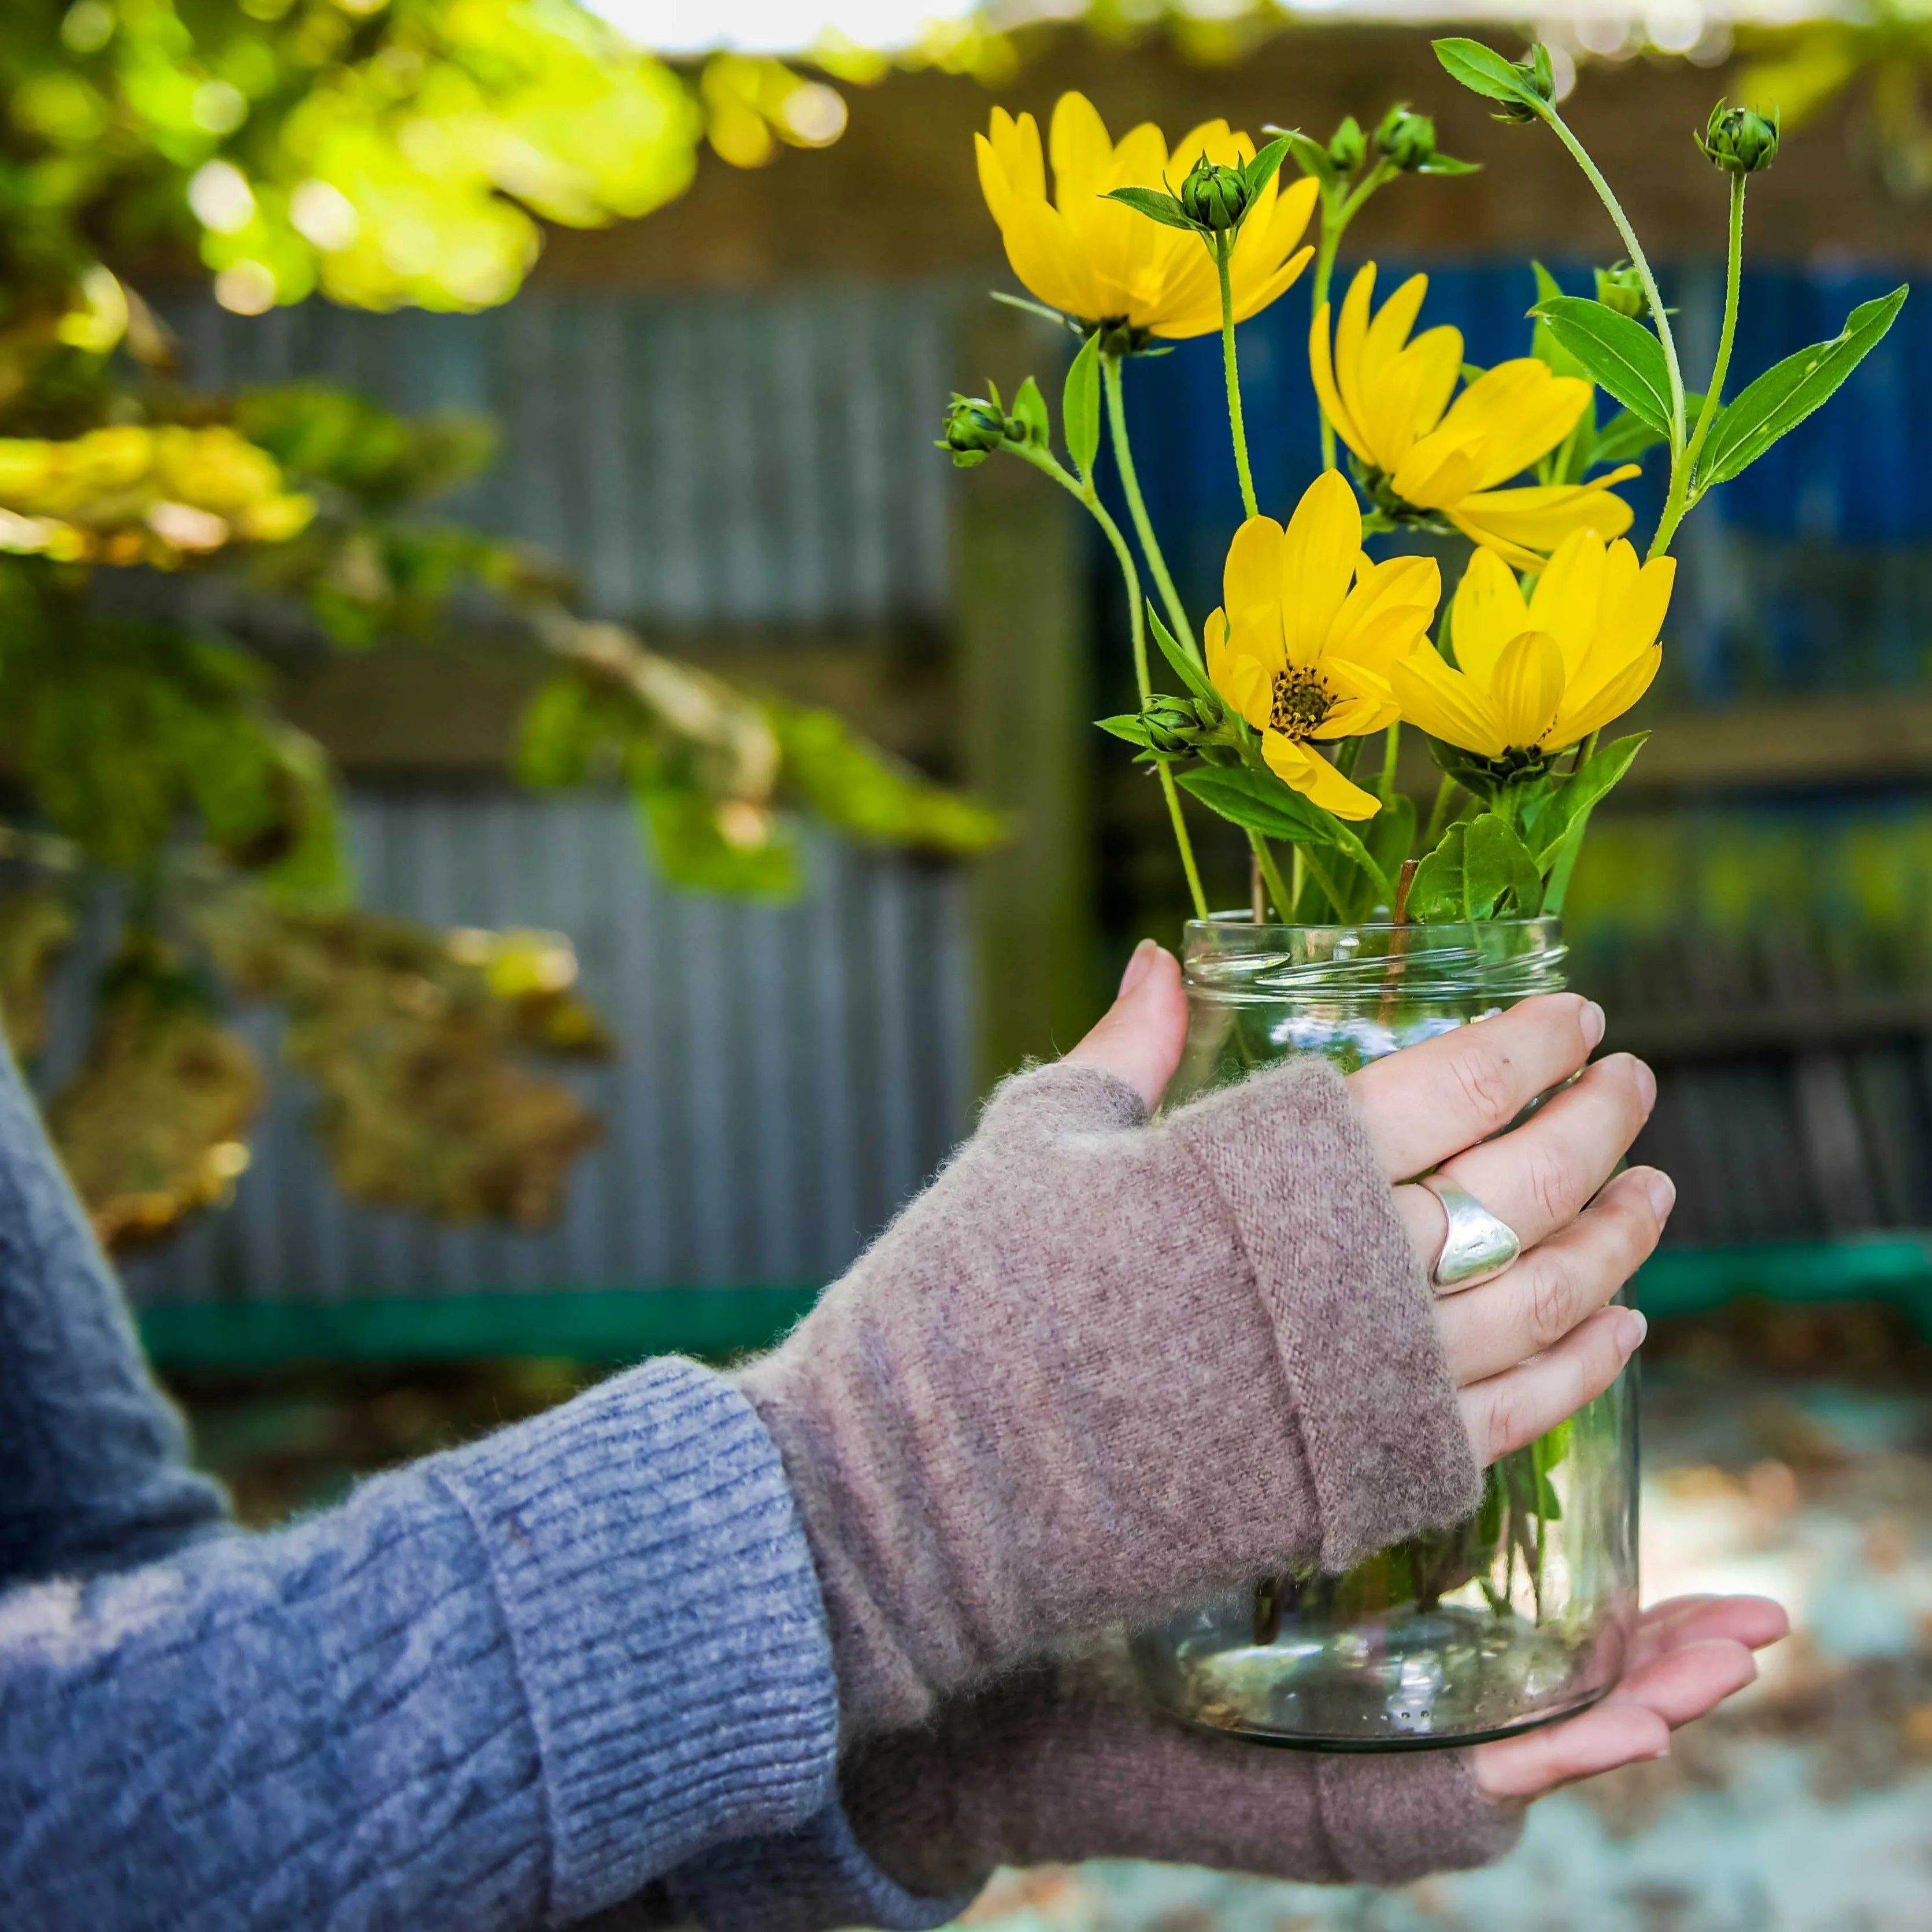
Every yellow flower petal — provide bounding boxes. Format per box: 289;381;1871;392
1491;629;1567;749
1222;516;1286;629
1448;468;1638;571
1263;734;1383;819
1050;92;1113;206
1309;682;1400;739
1611;551;1675;658
1526;527;1608;680
1552;642;1661;747
1447;546;1531;687
1390;647;1510;759
1391;425;1486;512
1326;553;1441;669
1438;361;1591;490
1309;302;1371;464
1333;265;1378;443
1279;471;1361;667
988;106;1045;204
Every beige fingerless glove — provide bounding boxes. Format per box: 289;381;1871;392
736;1056;1481;1737
842;1643;1524;1892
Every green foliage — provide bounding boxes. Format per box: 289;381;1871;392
1408;814;1543;923
1062;331;1102;480
1176;764;1391;901
1433;37;1554;122
1694;286;1908;488
1531;295;1676;435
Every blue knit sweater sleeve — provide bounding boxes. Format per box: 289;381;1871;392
0;1037;228;1582
1;1356;860;1930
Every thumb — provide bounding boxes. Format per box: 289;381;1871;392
1065;940;1187;1111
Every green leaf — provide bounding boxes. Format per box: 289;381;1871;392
641;787;801;898
1242;134;1292;198
1433;36;1547;112
769;703;1008;854
989;289;1072;330
1063;331;1102;480
1101;185;1197;231
1528;732;1647;869
1406;823;1467;922
1696;286;1908;490
1179;763;1340;845
1464;813;1543;916
1416;153;1482;174
1592;408;1669;467
1427;734;1502;801
1408;813;1541;922
1529;263;1588;383
1276;127;1337;186
1149;605;1216;705
1097;712;1157;748
1531;296;1675;435
1179;764;1393;901
1011;375;1050;450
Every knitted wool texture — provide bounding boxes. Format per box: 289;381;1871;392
738;1055;1483;1737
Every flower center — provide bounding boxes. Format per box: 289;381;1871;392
1269;667;1333;739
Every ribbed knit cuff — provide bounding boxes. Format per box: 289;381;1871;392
1171;1056;1483;1572
1317;1752;1524;1882
668;1798;977;1932
439;1358;839;1926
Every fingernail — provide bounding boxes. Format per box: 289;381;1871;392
1117;939;1160;1000
1633;1057;1657;1111
1580;1000;1606;1051
1618;1308;1648;1356
1646;1171;1676;1221
1649;1740;1671;1760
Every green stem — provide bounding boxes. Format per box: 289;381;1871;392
1300;845;1348;920
1216;235;1259;520
1248;830;1293;921
1423;773;1460;850
1653;171;1746;561
1541;108;1685;454
1378;721;1401;805
1018;443;1209;921
1102;352;1195;653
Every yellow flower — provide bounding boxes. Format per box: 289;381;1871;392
1390;531;1674;764
1311;264;1641;571
1205;471;1441;820
975;92;1319;340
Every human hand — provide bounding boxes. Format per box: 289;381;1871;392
842;1597;1788;1900
1072;943;1665;1465
1472;1593;1789;1796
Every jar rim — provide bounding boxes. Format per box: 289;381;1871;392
1186;913;1562;938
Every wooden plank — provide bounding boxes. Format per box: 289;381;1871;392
953;300;1098;1086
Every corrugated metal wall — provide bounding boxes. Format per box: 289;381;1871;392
166;285;960;627
121;797;972;1307
118;287;978;1308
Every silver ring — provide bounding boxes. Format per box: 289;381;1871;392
1420;1175;1520;1294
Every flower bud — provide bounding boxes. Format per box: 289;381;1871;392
1141;695;1203;755
1374;103;1437;172
1491;43;1555;124
939;393;1017;468
1593;261;1649;320
1696;100;1779;176
1179;154;1248;232
1327;116;1365;173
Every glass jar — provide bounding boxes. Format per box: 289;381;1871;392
1129;916;1639;1749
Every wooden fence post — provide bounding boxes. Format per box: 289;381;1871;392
953;299;1098;1088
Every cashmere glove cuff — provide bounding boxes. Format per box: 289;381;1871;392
739;1055;1481;1735
840;1645;1524;1894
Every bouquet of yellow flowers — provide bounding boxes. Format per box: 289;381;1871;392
944;40;1903;933
941;40;1905;1752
